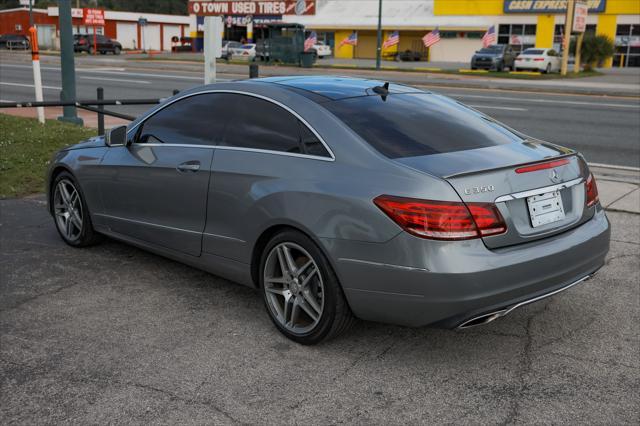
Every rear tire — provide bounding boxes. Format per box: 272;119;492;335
114;46;121;55
260;230;355;345
51;171;103;248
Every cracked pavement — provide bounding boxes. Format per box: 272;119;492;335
1;197;638;424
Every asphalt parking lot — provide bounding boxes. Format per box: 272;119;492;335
1;196;638;425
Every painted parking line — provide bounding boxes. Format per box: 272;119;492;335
0;82;62;90
81;76;151;84
447;93;640;109
467;104;528;111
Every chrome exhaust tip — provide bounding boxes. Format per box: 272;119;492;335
457;310;506;329
456;273;593;330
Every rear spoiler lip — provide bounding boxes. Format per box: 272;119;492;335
442;152;578;180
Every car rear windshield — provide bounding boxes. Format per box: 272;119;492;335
523;49;544;55
322;93;522;159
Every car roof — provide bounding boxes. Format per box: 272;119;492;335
253;76;424;101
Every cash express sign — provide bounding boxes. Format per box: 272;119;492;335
189;1;316;16
503;0;606;13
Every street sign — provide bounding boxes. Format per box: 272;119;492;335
189;1;315;16
82;8;105;26
573;2;589;33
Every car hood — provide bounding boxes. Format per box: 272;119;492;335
474;52;502;57
64;136;105;151
395;139;574;179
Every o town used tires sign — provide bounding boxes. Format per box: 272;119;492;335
188;1;316;16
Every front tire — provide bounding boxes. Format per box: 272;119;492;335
51;172;102;247
260;230;354;345
544;63;551;74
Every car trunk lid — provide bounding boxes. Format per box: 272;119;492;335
395;142;592;249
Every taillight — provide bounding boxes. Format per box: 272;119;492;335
515;158;570;174
516;56;523;60
533;58;544;61
373;195;506;240
586;173;599;207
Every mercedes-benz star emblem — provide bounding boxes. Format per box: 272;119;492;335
549;168;560;182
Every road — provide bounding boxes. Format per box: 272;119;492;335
1;53;639;168
1;195;638;424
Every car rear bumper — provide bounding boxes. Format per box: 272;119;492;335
514;60;544;71
326;208;610;328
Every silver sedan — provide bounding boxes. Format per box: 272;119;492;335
47;77;610;344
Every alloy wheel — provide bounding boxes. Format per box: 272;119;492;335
263;242;325;334
53;179;83;242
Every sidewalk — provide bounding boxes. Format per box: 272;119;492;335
592;165;640;214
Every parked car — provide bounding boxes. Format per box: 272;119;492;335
514;48;561;73
74;34;122;55
221;40;243;60
47;76;610;344
0;34;29;50
309;41;332;58
471;44;517;71
231;43;256;60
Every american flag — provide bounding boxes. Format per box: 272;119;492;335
482;25;496;48
304;31;317;51
339;31;358;48
510;34;522;45
382;31;400;49
422;27;440;48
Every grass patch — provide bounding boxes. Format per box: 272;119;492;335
0;114;96;198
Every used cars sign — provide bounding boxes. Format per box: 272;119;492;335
188;0;316;16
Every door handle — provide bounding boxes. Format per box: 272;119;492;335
177;161;200;172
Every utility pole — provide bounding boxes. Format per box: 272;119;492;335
375;0;382;70
58;0;83;125
560;0;575;76
29;0;33;27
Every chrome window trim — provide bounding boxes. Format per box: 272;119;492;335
126;89;336;162
494;177;584;203
129;143;333;162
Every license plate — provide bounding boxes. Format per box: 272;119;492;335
525;58;531;61
527;191;565;227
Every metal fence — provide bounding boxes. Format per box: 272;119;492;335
0;87;179;135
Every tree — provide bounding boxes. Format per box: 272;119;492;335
571;34;616;71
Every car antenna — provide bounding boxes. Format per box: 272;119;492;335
372;82;390;101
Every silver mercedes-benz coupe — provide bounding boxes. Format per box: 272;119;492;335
47;76;610;344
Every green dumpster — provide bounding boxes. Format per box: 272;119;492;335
300;51;316;68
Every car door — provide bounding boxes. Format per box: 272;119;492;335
98;93;227;256
203;93;332;262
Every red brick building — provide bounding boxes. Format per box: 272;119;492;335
0;7;190;51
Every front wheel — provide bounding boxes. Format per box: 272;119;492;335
52;172;102;247
544;63;551;74
114;46;121;55
260;230;354;345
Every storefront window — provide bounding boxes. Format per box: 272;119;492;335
614;24;640;67
498;24;536;53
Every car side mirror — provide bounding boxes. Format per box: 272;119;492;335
105;125;128;147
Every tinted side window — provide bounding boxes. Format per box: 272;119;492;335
221;95;302;154
299;122;330;157
323;93;522;159
137;93;229;146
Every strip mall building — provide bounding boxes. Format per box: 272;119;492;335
284;0;640;67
